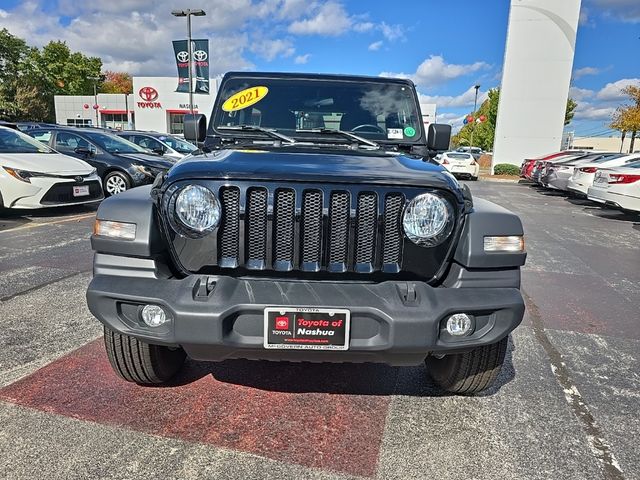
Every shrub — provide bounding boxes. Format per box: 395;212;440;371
493;163;520;176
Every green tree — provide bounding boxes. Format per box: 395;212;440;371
565;98;577;126
451;88;577;151
0;28;32;119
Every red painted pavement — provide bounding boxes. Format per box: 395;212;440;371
0;339;395;477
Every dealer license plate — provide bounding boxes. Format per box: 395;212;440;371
73;185;90;197
593;172;609;187
263;307;350;350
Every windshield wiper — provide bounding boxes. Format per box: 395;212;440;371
295;128;379;148
217;125;296;144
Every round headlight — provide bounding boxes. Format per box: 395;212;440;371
402;193;454;246
174;185;220;235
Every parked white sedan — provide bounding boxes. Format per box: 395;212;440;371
438;152;479;180
587;161;640;213
0;126;103;210
567;153;640;196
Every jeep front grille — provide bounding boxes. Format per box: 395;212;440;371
212;184;406;273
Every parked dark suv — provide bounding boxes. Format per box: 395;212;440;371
27;127;175;196
87;72;526;394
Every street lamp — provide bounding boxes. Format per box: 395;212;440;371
469;84;481;149
88;75;104;126
172;8;206;114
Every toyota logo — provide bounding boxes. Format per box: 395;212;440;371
193;50;208;61
139;86;159;102
74;176;84;183
176;51;189;62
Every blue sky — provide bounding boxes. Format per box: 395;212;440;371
0;0;638;135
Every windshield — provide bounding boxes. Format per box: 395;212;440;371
159;135;197;153
212;76;423;143
0;128;53;154
83;131;148;154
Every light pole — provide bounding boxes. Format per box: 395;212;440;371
171;8;206;114
469;84;480;149
88;76;102;126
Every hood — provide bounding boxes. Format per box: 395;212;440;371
0;152;93;174
115;153;175;169
166;147;459;190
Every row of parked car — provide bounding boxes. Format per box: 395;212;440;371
0;124;196;211
520;150;640;213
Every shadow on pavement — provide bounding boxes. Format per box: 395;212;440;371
164;336;517;397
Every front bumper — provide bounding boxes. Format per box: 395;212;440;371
87;273;525;366
3;174;103;209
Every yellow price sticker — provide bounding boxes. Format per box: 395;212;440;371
221;86;269;112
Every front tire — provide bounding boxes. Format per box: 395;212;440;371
103;327;186;385
426;337;508;394
103;171;131;196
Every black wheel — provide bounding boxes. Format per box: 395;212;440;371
103;171;131;196
103;326;186;385
470;175;479;181
426;337;508;394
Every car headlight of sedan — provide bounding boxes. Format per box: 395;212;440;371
132;164;154;177
2;166;45;183
402;193;454;246
172;185;221;237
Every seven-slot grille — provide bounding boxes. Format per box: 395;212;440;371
213;185;406;273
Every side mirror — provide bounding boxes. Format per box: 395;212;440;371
184;114;207;143
74;146;93;157
152;147;165;156
427;124;452;155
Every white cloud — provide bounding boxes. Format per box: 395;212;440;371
250;38;295;61
379;22;404;41
294;53;311;64
353;21;375;33
419;87;488;108
569;86;595;101
381;55;490;88
368;41;383;51
588;0;640;23
596;78;640;101
288;2;352;36
573;66;601;79
574;102;616;121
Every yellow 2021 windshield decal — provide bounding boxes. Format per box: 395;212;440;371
221;86;269;112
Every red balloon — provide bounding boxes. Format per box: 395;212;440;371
479;115;487;122
83;104;89;109
93;104;99;110
467;115;474;123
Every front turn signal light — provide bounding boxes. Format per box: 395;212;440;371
93;219;136;240
483;235;525;252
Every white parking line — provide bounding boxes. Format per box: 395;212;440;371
0;213;95;234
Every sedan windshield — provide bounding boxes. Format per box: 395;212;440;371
0;128;53;154
83;131;149;154
159;135;197;153
213;76;423;144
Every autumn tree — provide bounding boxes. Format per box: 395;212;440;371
101;71;133;94
610;84;640;153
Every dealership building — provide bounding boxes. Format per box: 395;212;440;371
54;76;220;134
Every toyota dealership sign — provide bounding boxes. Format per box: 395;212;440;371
137;86;162;109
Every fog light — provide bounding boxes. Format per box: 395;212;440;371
484;235;525;252
446;313;472;336
141;305;168;327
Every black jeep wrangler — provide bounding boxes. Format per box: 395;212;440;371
87;72;526;394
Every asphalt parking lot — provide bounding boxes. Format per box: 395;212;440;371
0;181;638;480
